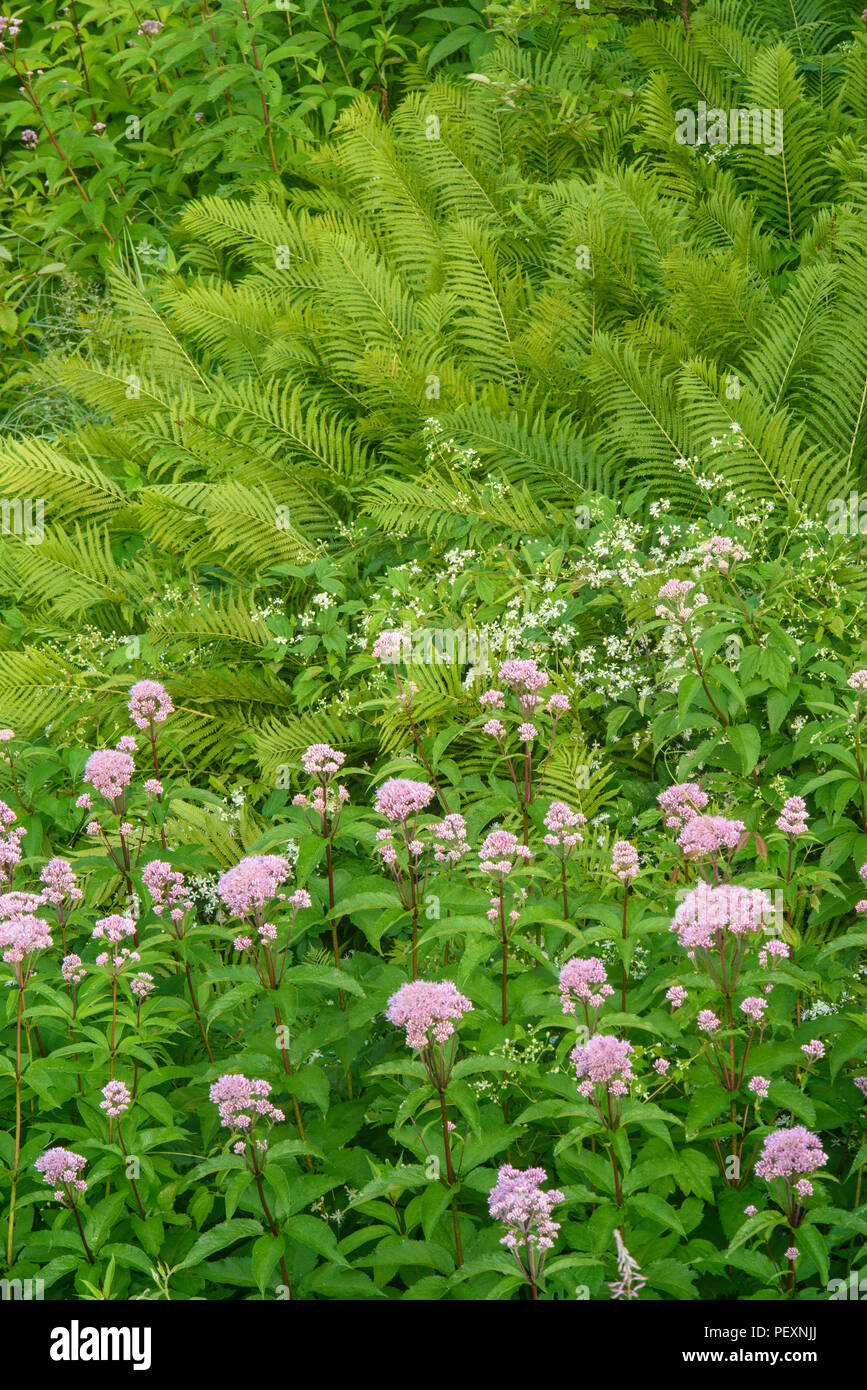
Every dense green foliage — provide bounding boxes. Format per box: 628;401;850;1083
1;0;867;1303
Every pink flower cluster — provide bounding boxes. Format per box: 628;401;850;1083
371;629;408;663
478;829;532;877
301;743;345;778
217;855;292;921
92;914;136;945
431;813;471;865
677;813;745;862
488;1164;564;1260
611;839;639;882
374;778;434;823
657;781;708;829
776;796;808;837
558;955;612;1024
100;1080;131;1117
35;1147;88;1203
128;679;173;730
142;859;192;928
131;972;154;999
572;1033;634;1097
497;659;548;714
671;882;775;952
543;801;585;855
655;578;708;621
0;913;52;971
385;979;472;1050
754;1126;828;1180
61;953;85;984
0;800;25;872
39;858;82;915
84;748;135;802
696;536;748;571
209;1074;284;1153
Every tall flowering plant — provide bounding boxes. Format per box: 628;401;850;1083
488;1164;563;1300
478;829;533;1024
373;777;436;979
218;854;311;1165
385;979;473;1264
293;743;350;1004
208;1074;293;1298
480;658;570;842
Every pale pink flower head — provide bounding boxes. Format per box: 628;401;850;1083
784;1246;799;1261
543;800;585;854
385;979;473;1050
665;984;687;1010
655;577;708;621
744;1204;758;1217
142;859;192;923
678;813;745;862
100;1079;131;1117
479;829;532;877
374;778;434;823
572;1033;634;1094
653;1058;670;1075
84;748;135;802
518;722;537;742
61;953;85;984
497;658;548;714
0;801;25;869
39;858;82;914
754;1126;828;1180
488;1164;564;1261
480;690;505;709
697;1009;720;1033
128;679;173;730
0;728;13;742
670;882;775;951
748;1076;769;1099
739;996;767;1023
657;781;708;829
498;659;548;696
696;535;748;572
483;718;506;739
209;1074;284;1141
92;914;136;944
432;813;471;865
558;956;612;1017
217;855;291;920
801;1039;825;1062
371;628;408;663
0;890;42;918
301;743;346;778
546;693;570;716
130;972;154;999
0;912;52;969
35;1147;87;1202
847;670;867;692
776;795;808;837
611;839;639;882
116;735;137;754
76;793;92;810
854;1077;867;1097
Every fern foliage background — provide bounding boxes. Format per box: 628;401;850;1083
1;0;865;790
